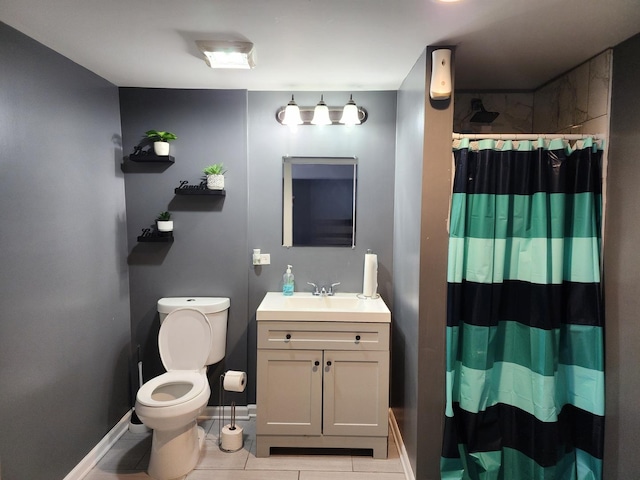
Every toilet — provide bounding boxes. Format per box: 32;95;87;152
135;297;230;480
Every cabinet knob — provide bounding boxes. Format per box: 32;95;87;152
326;361;332;366
314;361;320;366
355;335;361;341
285;333;292;340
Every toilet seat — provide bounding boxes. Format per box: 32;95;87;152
137;371;208;408
159;307;212;371
136;307;213;409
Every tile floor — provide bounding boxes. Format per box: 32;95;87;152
84;417;407;480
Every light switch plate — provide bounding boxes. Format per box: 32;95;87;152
259;253;270;265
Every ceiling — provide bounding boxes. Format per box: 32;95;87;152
3;0;640;92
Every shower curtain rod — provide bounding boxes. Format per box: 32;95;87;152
452;133;605;141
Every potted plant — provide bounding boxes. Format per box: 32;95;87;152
145;130;177;156
203;163;227;190
156;211;173;232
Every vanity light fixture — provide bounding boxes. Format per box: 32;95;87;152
276;95;368;126
281;95;303;126
196;40;256;69
311;95;332;125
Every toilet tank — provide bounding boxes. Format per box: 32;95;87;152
157;297;230;365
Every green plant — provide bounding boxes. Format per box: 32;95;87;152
156;211;171;221
145;130;177;143
203;163;227;176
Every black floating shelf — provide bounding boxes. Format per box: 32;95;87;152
137;232;174;243
174;188;226;196
128;154;175;163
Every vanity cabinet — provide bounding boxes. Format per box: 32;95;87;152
256;320;390;458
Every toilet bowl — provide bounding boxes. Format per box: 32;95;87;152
135;298;230;480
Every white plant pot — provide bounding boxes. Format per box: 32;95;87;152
153;141;170;156
157;220;173;232
207;174;225;190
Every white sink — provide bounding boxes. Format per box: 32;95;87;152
256;292;390;322
284;295;361;310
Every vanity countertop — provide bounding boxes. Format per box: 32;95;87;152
256;292;391;323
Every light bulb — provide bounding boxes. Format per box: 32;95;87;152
311;95;332;125
339;95;361;126
282;95;303;125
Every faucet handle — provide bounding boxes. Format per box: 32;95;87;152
328;282;341;295
307;282;320;295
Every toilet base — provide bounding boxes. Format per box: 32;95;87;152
147;422;205;480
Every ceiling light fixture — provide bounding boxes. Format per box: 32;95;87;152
196;40;255;69
276;95;368;126
311;95;332;125
281;95;303;126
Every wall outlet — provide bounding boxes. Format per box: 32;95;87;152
259;253;270;265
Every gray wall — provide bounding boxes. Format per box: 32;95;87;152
0;22;131;480
604;32;640;479
393;49;427;476
417;47;454;479
393;48;454;479
246;91;397;401
119;89;397;405
118;88;250;403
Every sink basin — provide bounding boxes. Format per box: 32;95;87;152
257;292;390;322
283;295;361;310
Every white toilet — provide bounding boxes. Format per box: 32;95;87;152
135;297;230;480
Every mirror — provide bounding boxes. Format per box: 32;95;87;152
283;156;357;247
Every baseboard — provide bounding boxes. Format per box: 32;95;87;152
63;410;131;480
389;408;416;480
201;404;251;421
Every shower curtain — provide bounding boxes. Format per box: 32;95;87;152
440;137;605;480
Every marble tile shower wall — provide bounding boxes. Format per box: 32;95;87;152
453;49;612;136
533;49;612;135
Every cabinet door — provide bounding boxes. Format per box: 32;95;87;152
323;350;389;437
256;349;323;435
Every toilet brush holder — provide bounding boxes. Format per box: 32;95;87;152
129;357;150;433
128;409;149;433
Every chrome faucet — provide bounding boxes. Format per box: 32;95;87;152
326;282;340;296
308;282;340;296
307;282;321;296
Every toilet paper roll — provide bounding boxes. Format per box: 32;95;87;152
223;370;247;392
221;424;244;452
363;253;378;297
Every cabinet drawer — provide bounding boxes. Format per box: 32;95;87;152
257;322;389;351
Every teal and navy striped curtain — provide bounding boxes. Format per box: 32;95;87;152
441;138;604;480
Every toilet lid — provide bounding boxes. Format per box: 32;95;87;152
159;307;212;370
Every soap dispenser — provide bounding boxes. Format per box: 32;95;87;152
282;265;294;296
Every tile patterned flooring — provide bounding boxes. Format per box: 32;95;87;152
84;417;407;480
